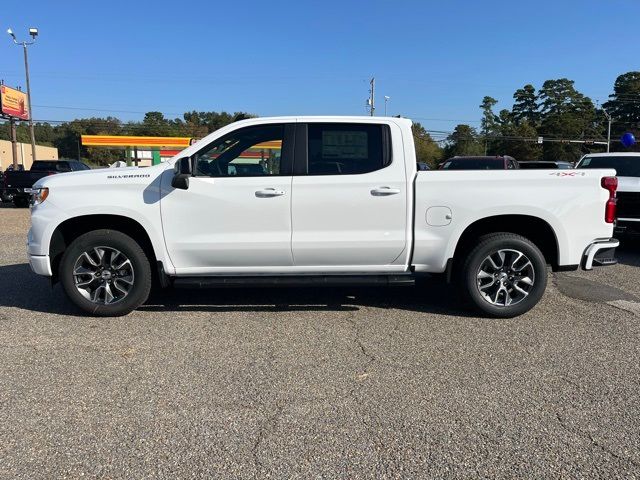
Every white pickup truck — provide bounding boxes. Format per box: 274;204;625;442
27;116;619;317
576;152;640;236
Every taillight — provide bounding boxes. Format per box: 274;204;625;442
601;176;617;223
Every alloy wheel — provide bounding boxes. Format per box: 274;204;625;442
476;249;535;307
72;247;135;305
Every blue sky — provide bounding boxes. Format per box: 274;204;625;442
1;0;638;134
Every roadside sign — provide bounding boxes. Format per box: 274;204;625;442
537;136;543;144
0;85;29;120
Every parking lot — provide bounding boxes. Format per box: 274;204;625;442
0;205;639;478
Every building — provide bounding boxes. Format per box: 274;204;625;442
0;140;58;171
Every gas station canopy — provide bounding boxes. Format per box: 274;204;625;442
81;135;192;148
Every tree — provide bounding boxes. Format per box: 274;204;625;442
512;84;538;125
180;111;255;138
443;124;484;158
140;111;175;136
412;122;443;167
493;117;542;161
603;71;640;152
537;79;598;161
479;96;499;136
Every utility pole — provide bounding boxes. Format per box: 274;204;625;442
368;77;375;116
603;108;613;153
9;117;18;169
384;95;390;116
8;28;38;162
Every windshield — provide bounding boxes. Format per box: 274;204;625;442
441;158;503;170
577;156;640;177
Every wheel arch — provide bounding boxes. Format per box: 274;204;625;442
451;214;560;271
50;214;160;282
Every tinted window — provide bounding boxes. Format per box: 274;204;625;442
441;158;503;170
195;125;284;177
307;124;388;175
577;156;640;177
519;162;558;169
73;162;91;171
31;161;60;171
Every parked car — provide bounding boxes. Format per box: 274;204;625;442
3;160;90;207
519;161;574;169
576;152;640;236
1;164;25;203
27;116;617;318
439;155;519;170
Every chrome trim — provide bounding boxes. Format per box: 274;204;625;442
583;239;619;270
616;217;640;222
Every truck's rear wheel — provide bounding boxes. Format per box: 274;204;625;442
59;230;152;316
459;233;547;318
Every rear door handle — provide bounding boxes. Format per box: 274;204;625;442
371;186;401;196
255;188;285;198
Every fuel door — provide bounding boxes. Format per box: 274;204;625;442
426;206;452;226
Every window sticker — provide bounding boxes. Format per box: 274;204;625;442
581;158;591;166
322;131;368;160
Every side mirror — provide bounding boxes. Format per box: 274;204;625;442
171;157;192;190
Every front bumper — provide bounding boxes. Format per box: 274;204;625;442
582;238;619;270
28;253;53;276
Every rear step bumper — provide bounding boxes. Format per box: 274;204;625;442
582;238;619;270
173;274;415;289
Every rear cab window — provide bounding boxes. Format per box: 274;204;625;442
31;161;60;171
441;158;504;170
577;156;640;177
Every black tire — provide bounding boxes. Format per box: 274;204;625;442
59;229;152;316
13;196;29;208
458;233;547;318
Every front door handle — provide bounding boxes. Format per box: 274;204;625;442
255;188;285;198
371;186;401;196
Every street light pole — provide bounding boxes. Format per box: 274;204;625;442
384;96;390;116
7;27;38;163
22;42;36;162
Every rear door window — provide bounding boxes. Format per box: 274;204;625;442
306;123;390;175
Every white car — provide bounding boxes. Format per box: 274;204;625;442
576;152;640;236
27;116;619;317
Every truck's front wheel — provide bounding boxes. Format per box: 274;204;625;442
59;230;152;316
459;233;547;318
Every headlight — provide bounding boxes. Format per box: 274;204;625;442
28;187;49;206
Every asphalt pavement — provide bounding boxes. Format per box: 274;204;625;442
1;205;639;479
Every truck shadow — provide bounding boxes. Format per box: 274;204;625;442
615;238;640;267
140;278;469;316
0;263;472;317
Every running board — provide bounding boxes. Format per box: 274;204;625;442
172;274;415;289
